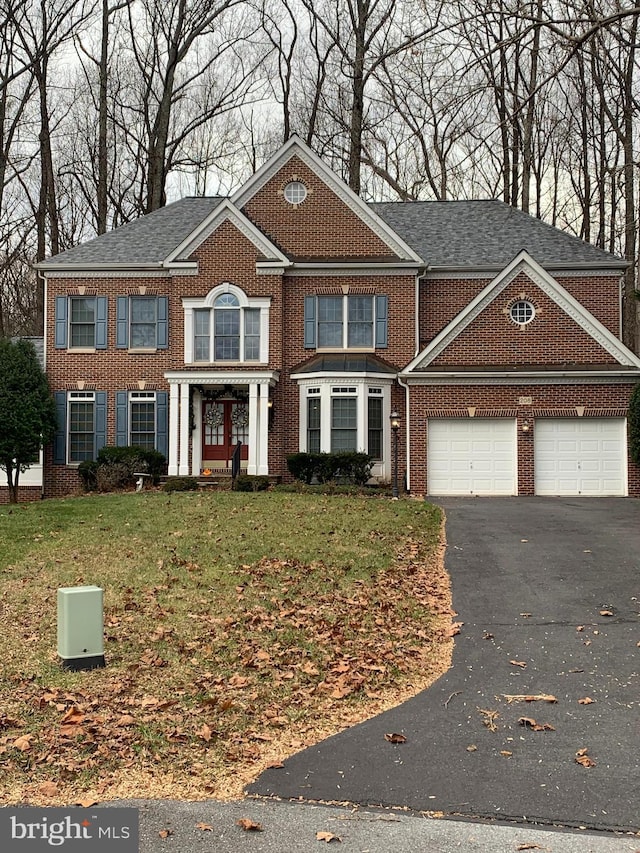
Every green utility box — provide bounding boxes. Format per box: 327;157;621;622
57;585;105;671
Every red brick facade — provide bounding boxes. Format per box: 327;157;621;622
9;137;638;502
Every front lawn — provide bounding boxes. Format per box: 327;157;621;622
0;491;451;804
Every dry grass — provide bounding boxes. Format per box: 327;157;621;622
0;491;452;805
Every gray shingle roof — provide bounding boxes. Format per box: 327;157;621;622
40;195;624;272
371;199;624;269
41;197;224;268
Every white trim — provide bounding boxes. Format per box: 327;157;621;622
404;372;640;386
164;199;290;268
168;384;179;475
423;267;625;280
296;377;392;480
248;384;258;475
258;382;270;475
283;264;422;277
179;383;190;475
231;136;423;264
42;268;195;278
404;251;640;374
165;370;279;386
183;284;271;366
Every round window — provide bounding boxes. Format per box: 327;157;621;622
283;180;307;205
509;300;535;325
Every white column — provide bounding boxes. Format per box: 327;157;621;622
191;392;202;476
258;382;269;475
179;383;190;475
357;385;367;452
248;384;258;475
168;384;179;475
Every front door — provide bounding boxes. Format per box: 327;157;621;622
202;400;249;466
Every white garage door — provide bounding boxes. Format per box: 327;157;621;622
534;418;626;496
427;418;517;496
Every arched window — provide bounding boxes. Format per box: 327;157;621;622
186;285;267;363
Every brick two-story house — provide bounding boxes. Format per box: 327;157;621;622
9;136;640;501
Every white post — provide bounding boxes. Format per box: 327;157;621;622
248;384;258;475
179;382;190;475
168;384;179;476
258;382;269;475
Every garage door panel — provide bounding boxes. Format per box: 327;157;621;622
427;419;517;496
534;419;626;496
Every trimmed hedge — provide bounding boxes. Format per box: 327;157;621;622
232;474;270;492
78;445;166;492
162;476;199;492
286;451;373;485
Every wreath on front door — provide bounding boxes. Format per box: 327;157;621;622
204;406;224;428
231;406;249;428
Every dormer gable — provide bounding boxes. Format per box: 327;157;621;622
404;251;640;375
232;136;422;265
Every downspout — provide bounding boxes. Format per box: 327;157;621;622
396;267;428;494
38;269;48;500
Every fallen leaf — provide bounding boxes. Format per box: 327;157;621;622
449;621;463;636
466;744;477;752
195;822;213;831
38;781;59;797
599;610;614;617
13;734;34;751
266;761;284;769
576;625;584;632
516;845;544;851
237;819;263;832
76;798;98;808
578;697;594;705
575;748;596;768
518;717;555;732
316;830;341;842
198;724;213;742
510;660;527;668
158;829;173;838
500;750;512;756
384;732;407;744
482;632;494;640
520;613;532;618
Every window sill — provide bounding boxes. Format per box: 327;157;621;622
128;348;158;354
67;348;97;354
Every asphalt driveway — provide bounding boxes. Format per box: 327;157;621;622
248;498;640;832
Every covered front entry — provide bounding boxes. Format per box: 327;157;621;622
202;399;249;467
165;371;279;477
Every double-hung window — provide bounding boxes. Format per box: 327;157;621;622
130;392;156;450
55;296;107;350
68;392;95;462
70;298;96;348
330;387;358;452
115;390;168;457
55;390;106;464
305;294;387;350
